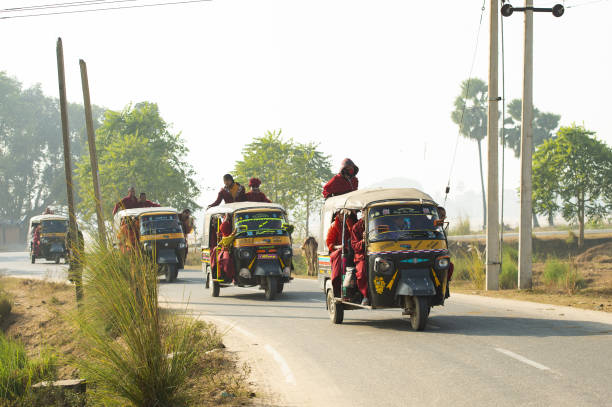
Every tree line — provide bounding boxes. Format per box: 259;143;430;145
451;77;612;245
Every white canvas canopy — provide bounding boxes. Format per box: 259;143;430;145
205;202;285;216
323;188;437;211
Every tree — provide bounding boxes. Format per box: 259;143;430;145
75;102;200;222
290;143;333;237
0;72;104;239
451;78;488;230
502;99;561;227
234;131;333;238
533;125;612;247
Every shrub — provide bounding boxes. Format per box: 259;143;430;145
463;244;485;289
292;254;308;276
0;294;11;321
449;216;471;236
73;237;205;407
0;333;56;401
542;257;585;294
499;249;518;289
565;230;577;245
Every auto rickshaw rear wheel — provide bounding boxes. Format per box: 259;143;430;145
209;273;220;297
276;281;284;294
265;276;278;300
55;255;60;264
31;254;35;264
409;296;430;331
327;289;344;324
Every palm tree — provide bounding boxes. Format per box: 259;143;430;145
451;78;488;230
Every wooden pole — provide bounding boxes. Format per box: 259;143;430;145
57;38;82;301
79;59;106;242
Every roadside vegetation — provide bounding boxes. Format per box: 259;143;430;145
0;240;255;406
450;235;612;312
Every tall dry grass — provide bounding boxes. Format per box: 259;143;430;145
73;237;204;407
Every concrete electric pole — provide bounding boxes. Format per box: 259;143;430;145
486;0;500;291
501;1;564;289
79;59;106;242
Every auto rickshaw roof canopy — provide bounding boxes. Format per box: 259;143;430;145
113;207;178;222
206;202;286;216
323;188;438;211
29;214;69;223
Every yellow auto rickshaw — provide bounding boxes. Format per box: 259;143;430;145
28;214;69;264
201;202;293;300
318;188;451;331
113;207;187;282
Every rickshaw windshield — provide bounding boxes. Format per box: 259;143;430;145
41;220;68;233
368;205;444;242
140;214;182;236
235;211;286;237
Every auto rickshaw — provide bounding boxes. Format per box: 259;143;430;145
201;202;293;300
113;207;187;282
317;188;450;331
28;214;69;264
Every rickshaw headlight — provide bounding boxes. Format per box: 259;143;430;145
178;242;186;249
144;242;152;251
435;256;450;270
374;257;392;273
239;248;252;260
282;247;292;258
41;237;48;244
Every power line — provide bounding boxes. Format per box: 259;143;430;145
566;0;611;8
0;0;211;19
2;0;112;12
444;0;487;206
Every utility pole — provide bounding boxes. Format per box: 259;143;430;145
79;59;106;242
518;0;534;289
501;1;563;289
57;38;82;301
486;0;500;291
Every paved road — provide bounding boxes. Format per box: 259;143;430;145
2;252;612;406
159;269;612;407
0;251;67;280
450;228;612;241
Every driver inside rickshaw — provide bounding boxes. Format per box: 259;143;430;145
350;214;369;305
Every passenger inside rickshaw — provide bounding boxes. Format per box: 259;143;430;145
326;210;357;297
118;216;140;252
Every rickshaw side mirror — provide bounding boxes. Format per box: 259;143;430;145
433;219;444;227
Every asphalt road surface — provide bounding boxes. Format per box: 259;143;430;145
0;251;67;280
2;252;611;406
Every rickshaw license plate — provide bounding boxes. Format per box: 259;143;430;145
258;254;277;260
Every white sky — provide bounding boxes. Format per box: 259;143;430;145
1;0;611;227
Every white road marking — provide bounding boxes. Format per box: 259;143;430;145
309;298;325;303
265;344;297;385
494;348;551;371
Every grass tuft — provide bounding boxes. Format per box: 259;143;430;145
71;236;206;407
499;247;518;289
449;216;471;236
542;257;585;294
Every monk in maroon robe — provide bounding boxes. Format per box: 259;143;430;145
323;158;359;199
351;217;369;305
138;193;161;208
212;214;235;282
208;174;246;209
326;212;355;297
245;178;271;203
113;187;139;214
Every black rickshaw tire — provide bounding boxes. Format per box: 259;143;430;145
276;281;284;294
265;276;278;300
165;264;178;283
410;296;430;331
327;289;344;324
209;273;220;297
31;254;35;264
55;256;60;264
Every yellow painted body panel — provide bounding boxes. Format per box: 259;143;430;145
234;235;291;248
140;232;185;242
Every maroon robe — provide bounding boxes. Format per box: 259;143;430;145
209;183;246;208
245;190;271;203
113;195;139;214
326;216;354;297
138;199;161;208
323;174;359;199
350;218;368;299
212;218;235;281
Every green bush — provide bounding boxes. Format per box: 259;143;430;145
0;294;11;321
73;237;206;406
292;253;308;276
0;333;56;401
542;258;585;294
449;216;471;236
499;249;518;289
565;230;577;245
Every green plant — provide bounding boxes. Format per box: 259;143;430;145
0;294;11;321
565;230;577;245
463;244;485;289
291;254;308;276
72;237;205;406
542;257;585;294
499;249;518;289
449;216;471;236
0;333;56;401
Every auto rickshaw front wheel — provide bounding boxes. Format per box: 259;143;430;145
31;254;35;264
265;276;278;300
409;296;430;331
55;256;60;264
164;264;178;283
327;289;344;324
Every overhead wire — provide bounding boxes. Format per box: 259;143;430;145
0;0;211;19
2;0;113;12
444;0;487;206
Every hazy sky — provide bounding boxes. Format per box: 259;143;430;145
1;0;610;227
